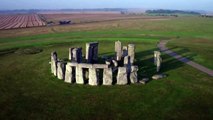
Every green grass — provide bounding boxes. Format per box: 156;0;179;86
0;41;212;119
0;16;213;119
167;38;213;69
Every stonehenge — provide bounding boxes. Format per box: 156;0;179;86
50;41;162;86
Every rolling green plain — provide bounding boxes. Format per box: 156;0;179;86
0;16;213;119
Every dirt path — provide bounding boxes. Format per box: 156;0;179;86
158;40;213;77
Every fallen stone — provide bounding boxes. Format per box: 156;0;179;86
152;74;167;80
139;78;149;84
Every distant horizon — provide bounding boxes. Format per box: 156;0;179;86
0;0;212;12
0;8;211;13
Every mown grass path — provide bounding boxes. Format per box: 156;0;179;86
158;40;213;77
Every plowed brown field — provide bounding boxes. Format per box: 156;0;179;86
0;14;46;30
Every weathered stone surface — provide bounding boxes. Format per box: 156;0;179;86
51;51;58;76
89;67;98;86
86;43;91;60
105;60;111;65
122;46;128;57
128;44;135;64
115;41;122;61
124;56;130;65
51;59;57;76
93;64;109;69
86;42;99;63
69;48;82;63
130;66;138;83
124;56;131;77
76;64;84;84
154;51;162;72
93;46;99;61
78;63;93;68
117;67;128;85
65;64;73;83
112;60;118;67
57;61;66;80
139;78;149;84
103;68;113;85
67;63;108;69
74;48;83;63
51;51;57;60
152;74;167;80
72;48;77;61
68;48;74;60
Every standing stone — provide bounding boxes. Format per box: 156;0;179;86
124;56;130;65
154;51;162;72
124;56;131;78
130;66;138;83
51;51;58;61
86;42;99;63
51;52;58;76
103;68;113;85
72;48;82;63
89;67;98;86
65;64;73;83
115;41;122;61
122;46;128;57
117;67;128;85
68;48;74;60
93;46;99;62
76;64;84;84
128;44;135;64
86;43;91;60
51;59;57;76
57;61;66;80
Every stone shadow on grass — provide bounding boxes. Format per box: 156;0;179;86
135;48;196;80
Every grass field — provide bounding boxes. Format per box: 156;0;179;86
0;15;212;119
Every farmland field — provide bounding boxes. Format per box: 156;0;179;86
0;14;46;30
42;13;170;24
0;14;213;119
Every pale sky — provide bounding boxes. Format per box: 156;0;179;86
0;0;212;11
